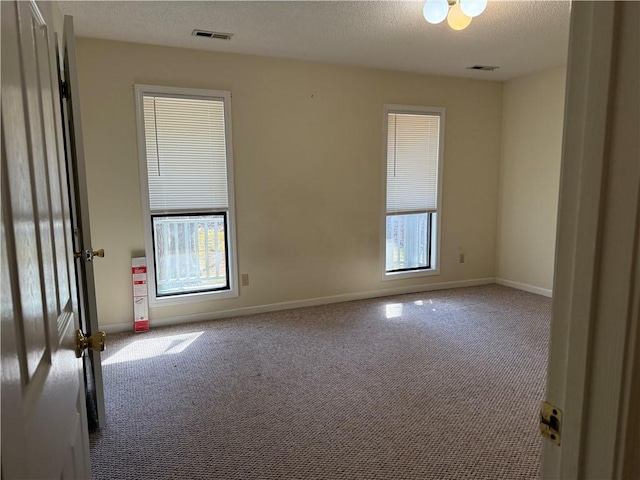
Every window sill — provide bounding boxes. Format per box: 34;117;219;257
382;267;440;282
149;288;238;307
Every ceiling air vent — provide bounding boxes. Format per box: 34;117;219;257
467;65;500;71
192;29;233;41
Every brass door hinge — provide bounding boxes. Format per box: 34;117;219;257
540;401;562;445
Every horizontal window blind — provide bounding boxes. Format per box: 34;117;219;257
143;95;229;213
386;112;440;214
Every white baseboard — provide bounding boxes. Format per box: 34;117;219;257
495;278;553;298
101;277;496;334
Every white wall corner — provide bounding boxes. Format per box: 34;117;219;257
495;278;553;298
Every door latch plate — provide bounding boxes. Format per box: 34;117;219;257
540;401;562;445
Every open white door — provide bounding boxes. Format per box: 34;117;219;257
60;14;107;430
542;1;639;478
1;1;92;478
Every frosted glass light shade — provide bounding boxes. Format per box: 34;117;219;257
460;0;488;18
447;3;472;30
423;0;449;24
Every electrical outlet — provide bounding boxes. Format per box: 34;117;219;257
241;273;249;286
459;253;465;264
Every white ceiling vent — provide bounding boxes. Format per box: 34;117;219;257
466;65;500;71
192;29;233;40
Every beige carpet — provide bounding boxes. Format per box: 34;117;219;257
90;285;550;479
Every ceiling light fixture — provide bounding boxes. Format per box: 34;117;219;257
423;0;487;30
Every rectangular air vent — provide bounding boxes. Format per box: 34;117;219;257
192;29;233;40
466;65;500;71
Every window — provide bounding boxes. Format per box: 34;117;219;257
383;105;444;279
135;86;237;303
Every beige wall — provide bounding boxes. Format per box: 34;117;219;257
75;38;503;329
496;67;566;293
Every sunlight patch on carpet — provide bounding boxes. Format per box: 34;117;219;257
103;331;203;365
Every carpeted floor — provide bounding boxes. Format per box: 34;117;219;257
90;285;550;480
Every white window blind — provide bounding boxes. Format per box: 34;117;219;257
386;112;440;214
143;95;229;213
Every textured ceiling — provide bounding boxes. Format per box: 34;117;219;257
59;1;571;81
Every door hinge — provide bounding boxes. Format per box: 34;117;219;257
60;80;68;98
540;401;562;445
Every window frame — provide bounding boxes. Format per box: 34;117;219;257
150;212;230;297
134;85;239;305
381;104;445;281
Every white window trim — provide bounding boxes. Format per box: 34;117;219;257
134;84;239;306
381;104;445;282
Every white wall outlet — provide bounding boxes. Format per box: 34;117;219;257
241;273;249;286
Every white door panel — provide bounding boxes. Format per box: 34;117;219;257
1;1;92;478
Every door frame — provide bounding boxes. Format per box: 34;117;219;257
542;1;639;478
60;13;107;430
